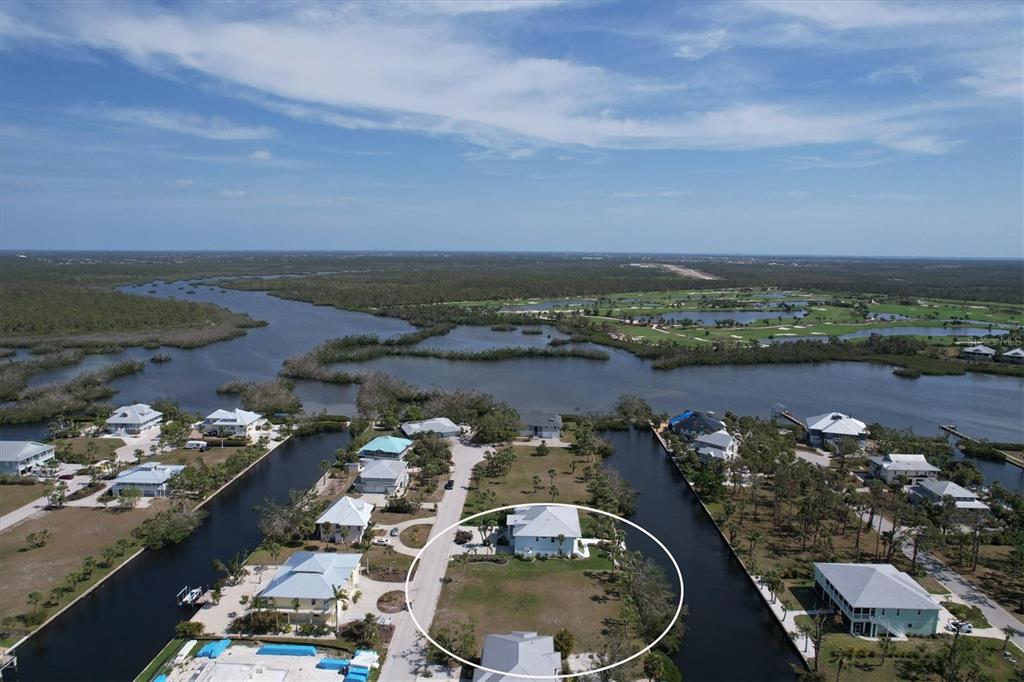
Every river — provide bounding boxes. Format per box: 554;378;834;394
11;431;349;682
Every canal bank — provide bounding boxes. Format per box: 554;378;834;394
10;431;349;682
600;429;803;681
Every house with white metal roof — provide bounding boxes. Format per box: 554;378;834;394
400;417;461;438
105;403;163;435
357;435;413;460
505;505;582;557
0;441;55;477
473;632;562;681
258;551;361;625
693;429;738;464
804;412;868;448
111;462;185;497
317;496;374;543
203;408;266;442
1000;347;1024;365
518;411;563;439
868;453;940;485
814;562;940;637
911;479;989;512
960;344;997;361
355;459;409;495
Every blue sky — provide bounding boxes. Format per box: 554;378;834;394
0;0;1021;256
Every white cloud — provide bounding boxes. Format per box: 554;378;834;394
867;64;922;84
248;148;272;160
82;106;273;140
219;189;246;198
747;0;1012;30
675;27;730;61
173;178;193;188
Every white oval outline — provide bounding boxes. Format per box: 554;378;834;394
403;502;684;680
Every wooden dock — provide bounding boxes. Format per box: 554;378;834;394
771;407;806;430
0;650;17;680
942;424;1024;469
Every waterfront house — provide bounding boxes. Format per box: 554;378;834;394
105;403;163;435
911;479;989;512
668;410;726;441
0;441;56;477
804;412;868;449
693;429;738;464
813;562;940;637
111;462;185;497
355;459;409;495
473;631;562;682
317;496;374;543
357;435;413;460
518;411;563;439
960;344;997;361
1000;347;1024;364
203;408;266;442
400;417;461;438
258;551;361;625
505;505;581;557
868;453;940;485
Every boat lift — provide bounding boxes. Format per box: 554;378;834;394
176;585;203;606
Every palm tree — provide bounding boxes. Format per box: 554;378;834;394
748;530;763;555
829;647;854;682
331;584;350;631
27;591;43;612
1003;626;1020;653
291;598;301;627
876;637;894;666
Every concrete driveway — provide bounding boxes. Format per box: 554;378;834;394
378;437;488;681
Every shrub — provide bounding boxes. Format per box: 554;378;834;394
175;620;206;638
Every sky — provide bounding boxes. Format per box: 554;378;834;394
0;0;1021;257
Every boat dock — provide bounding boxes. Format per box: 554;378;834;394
0;650;17;679
941;424;1024;469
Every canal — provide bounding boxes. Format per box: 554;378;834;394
602;429;802;681
11;431;349;682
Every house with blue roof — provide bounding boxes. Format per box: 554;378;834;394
259;551;362;626
110;462;185;497
357;435;413;460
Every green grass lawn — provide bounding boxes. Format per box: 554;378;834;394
0;482;51;516
153;445;243;468
463;445;590;516
55;436;124;461
942;601;992;628
435;554;620;652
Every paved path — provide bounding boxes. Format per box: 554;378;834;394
0;463;89;531
865;511;1024;648
380;516;437;557
378;438;487;682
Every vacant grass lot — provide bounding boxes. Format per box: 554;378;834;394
0;482;51;516
56;436;124;461
931;544;1023;618
153;445;243;468
0;504;164;637
435;554;618;652
464;445;589;517
362;545;413;582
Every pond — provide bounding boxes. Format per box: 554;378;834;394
659;310;807;325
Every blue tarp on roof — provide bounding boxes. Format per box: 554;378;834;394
316;658;350;670
196;640;231;659
668;410;694;425
257;643;317;656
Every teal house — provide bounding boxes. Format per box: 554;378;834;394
357;435;413;460
814;563;940;637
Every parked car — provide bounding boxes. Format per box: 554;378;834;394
185;440;209;451
58;474;74;480
373;537;391;546
945;620;973;634
444;479;455;490
389;527;399;537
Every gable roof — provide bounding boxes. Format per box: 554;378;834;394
400;418;460;436
113;462;184;486
0;441;54;463
205;408;263;427
506;505;581;539
805;412;868;436
916;479;977;499
359;459;408;481
815;563;937;611
317;497;374;527
260;552;362;600
358;436;413;455
105;403;162;426
694;429;735;450
520;411;563;429
1002;348;1024;358
962;344;997;355
870;453;940;472
474;632;562;681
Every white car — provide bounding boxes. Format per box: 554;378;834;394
373;537;391;546
945;620;973;634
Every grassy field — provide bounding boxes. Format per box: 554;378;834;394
362;544;413;582
370;507;436;526
811;632;1021;682
153;445;244;468
931;544;1024;618
56;436;125;461
0;482;51;516
941;601;991;628
0;504;165;643
434;554;619;652
463;445;590;517
399;524;432;549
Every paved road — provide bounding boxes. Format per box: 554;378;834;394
866;512;1024;646
378;438;487;681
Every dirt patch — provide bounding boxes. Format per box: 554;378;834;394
377;590;405;614
629;262;718;280
399;524;432;550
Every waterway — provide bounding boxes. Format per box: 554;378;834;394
11;431;349;682
602;428;802;680
659;310;807;325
